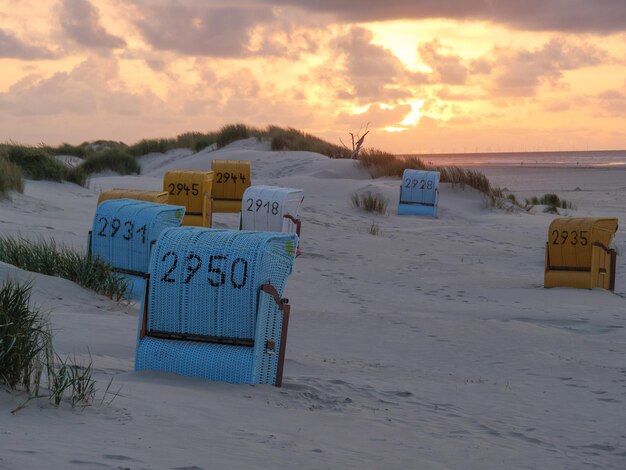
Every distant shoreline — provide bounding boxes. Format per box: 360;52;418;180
399;149;626;169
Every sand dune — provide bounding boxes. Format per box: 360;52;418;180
1;140;625;469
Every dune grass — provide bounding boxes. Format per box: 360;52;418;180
0;142;142;185
525;193;574;213
2;144;68;182
0;236;128;301
269;126;351;157
350;191;389;214
0;155;24;198
0;280;103;409
357;150;498;196
0;280;50;395
80;148;140;175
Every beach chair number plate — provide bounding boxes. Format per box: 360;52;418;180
245;198;280;215
159;251;249;288
167;183;200;196
404;178;434;190
215;172;247;184
551;230;589;246
97;217;148;243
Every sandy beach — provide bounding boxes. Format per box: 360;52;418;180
1;139;625;469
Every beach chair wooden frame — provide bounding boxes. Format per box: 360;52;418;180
163;170;213;227
97;189;169;205
544;217;618;290
135;228;297;386
210;160;251;213
397;169;440;217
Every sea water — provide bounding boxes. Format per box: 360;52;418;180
401;150;626;168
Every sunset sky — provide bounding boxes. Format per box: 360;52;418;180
1;0;626;153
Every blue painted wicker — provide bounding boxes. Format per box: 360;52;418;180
135;227;297;385
397;169;440;217
90;199;185;298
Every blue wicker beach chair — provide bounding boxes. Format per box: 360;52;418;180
397;169;440;217
135;227;297;386
90;199;185;298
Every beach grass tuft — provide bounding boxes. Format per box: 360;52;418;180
47;353;96;407
0;280;50;395
350;191;389;214
269;126;351;157
0;236;128;300
1;280;103;409
81;148;141;175
2;144;68;182
0;154;25;198
356;151;495;193
368;223;381;236
525;193;574;212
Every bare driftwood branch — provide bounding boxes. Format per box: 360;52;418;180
340;122;370;160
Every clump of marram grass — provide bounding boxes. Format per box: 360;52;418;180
524;193;575;213
43;142;92;159
350;191;389;214
354;150;527;210
0;280;51;395
0;154;24;198
368;223;381;236
47;353;96;407
0;280;109;410
80;148;141;175
2;144;68;182
269;126;351;158
0;236;128;301
216;123;258;148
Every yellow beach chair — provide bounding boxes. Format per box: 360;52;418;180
544;217;618;290
210;160;251;213
163;170;213;227
98;189;169;205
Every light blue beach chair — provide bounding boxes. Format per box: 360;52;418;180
90;199;185;298
397;169;440;217
135;227;297;386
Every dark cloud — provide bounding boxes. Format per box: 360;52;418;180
478;38;608;97
595;83;626;115
337;103;412;129
0;57;160;116
61;0;125;49
336;27;412;101
134;3;274;57
260;0;626;34
0;29;56;60
419;40;468;85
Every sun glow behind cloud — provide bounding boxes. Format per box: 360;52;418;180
0;0;625;152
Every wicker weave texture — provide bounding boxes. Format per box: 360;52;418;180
136;227;297;384
398;169;440;217
97;189;169;205
546;218;618;268
211;160;251;201
164;170;213;226
91;199;185;273
241;185;304;234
